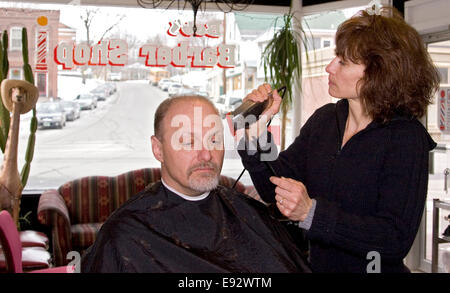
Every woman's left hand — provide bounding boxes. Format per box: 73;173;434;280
270;176;313;222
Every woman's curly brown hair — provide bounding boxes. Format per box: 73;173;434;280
335;7;440;123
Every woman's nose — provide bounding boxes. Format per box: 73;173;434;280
326;57;337;74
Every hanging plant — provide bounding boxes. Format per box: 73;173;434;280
262;7;311;151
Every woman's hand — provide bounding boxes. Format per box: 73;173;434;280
244;83;282;117
242;83;282;139
270;176;313;222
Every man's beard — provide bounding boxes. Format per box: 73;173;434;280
187;162;220;192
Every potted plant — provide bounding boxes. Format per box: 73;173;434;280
262;6;310;150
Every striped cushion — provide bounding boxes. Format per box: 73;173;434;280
59;168;161;224
70;223;103;249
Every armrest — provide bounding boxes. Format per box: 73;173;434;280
37;189;71;226
37;189;72;266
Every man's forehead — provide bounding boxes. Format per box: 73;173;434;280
167;99;217;116
161;98;222;135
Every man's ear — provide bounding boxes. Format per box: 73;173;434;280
151;135;164;163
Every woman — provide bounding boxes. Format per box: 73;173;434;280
238;7;440;273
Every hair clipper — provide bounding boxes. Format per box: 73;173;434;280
228;86;286;132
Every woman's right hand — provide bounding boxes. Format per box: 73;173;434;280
243;83;282;139
244;83;282;117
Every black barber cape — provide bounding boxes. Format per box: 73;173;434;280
81;181;310;273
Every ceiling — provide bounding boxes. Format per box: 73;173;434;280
11;0;406;15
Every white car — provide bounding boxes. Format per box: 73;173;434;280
158;79;172;91
214;94;243;117
37;102;67;129
168;83;183;96
75;93;98;110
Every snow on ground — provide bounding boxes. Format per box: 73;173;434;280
57;74;106;101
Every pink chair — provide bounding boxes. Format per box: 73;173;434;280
0;210;75;273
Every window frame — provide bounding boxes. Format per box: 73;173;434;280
9;26;22;51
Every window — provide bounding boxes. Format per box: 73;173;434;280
10;27;22;51
232;75;241;90
323;39;332;48
247;74;254;89
438;67;449;84
37;73;47;96
0;2;365;194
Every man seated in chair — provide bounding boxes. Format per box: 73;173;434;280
81;95;310;273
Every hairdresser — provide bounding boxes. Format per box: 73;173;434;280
237;7;439;273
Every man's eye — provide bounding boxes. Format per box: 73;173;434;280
180;137;194;145
211;136;222;144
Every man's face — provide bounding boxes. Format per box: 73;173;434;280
151;99;224;197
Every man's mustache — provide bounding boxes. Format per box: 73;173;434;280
188;162;220;176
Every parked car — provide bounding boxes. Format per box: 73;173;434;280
214;94;243;117
108;72;121;81
159;79;175;91
103;83;117;95
168;83;183;96
75;93;97;110
195;90;210;99
177;87;197;96
90;86;108;101
36;102;66;129
60;100;81;121
158;78;171;90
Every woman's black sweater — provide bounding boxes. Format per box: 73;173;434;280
238;99;436;273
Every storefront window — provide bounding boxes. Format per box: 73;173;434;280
0;1;365;192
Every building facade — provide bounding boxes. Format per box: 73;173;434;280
0;8;60;98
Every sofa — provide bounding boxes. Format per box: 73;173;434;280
37;168;260;266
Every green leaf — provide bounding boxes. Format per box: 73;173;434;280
22;28;29;64
19;29;37;187
2;30;8;78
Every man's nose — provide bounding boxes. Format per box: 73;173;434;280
198;148;212;161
